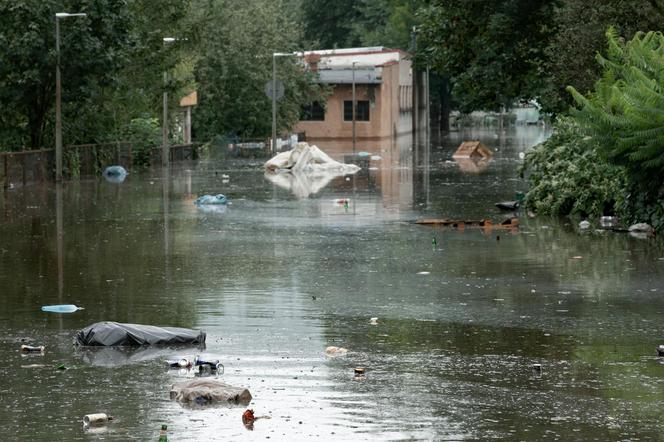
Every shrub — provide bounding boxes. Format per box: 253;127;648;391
122;117;160;167
520;117;628;218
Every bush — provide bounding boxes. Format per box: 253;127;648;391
520;117;628;218
122;117;161;167
568;28;664;190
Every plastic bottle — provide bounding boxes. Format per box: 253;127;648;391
158;424;168;441
41;304;84;313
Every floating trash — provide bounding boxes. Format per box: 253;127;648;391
166;358;193;369
102;166;128;184
325;346;348;357
41;304;83;313
83;413;114;426
195;194;227;205
20;344;45;353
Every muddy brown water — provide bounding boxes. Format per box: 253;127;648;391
1;127;664;441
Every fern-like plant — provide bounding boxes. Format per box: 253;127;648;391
568;28;664;188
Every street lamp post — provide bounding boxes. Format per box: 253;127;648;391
162;37;176;168
351;60;358;154
54;12;86;182
272;54;277;153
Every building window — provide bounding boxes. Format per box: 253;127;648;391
300;101;325;121
343;100;370;121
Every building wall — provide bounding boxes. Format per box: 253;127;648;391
293;57;413;142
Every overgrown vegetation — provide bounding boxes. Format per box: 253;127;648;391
522;30;664;231
520;117;627;218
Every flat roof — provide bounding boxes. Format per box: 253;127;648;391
316;69;382;84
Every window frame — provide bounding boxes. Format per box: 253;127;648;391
343;100;370;122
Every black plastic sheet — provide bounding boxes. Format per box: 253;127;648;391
75;321;206;346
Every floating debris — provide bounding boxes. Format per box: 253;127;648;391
194;194;227;205
41;304;83;313
453;141;493;159
415;217;519;230
83;413;114;427
495;201;519;211
20;344;45;353
325;346;348;357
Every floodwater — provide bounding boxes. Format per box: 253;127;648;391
1;126;664;441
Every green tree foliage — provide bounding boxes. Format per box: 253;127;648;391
300;0;420;50
417;0;556;112
193;0;327;140
520;117;627;218
351;0;420;49
568;29;664;185
541;0;664;114
0;0;133;150
301;0;362;49
0;0;193;151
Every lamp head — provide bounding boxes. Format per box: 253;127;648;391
55;12;87;18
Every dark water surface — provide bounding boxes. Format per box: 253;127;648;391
2;127;664;441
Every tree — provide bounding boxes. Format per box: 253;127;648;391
301;0;362;49
568;29;664;187
417;0;557;112
0;0;133;150
193;0;327;141
540;0;664;114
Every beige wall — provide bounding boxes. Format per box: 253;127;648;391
294;84;385;139
293;58;413;142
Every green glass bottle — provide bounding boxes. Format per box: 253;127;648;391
158;424;168;441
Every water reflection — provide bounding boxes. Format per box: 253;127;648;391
454;157;490;174
264;169;350;199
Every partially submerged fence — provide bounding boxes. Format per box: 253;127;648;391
1;142;198;189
